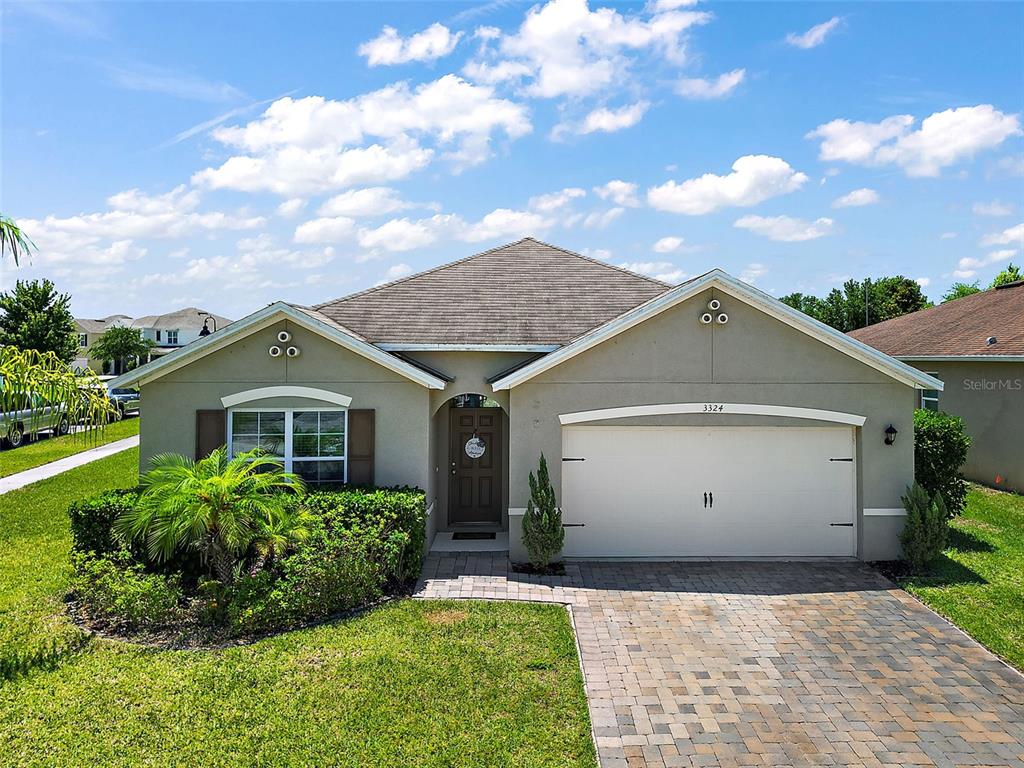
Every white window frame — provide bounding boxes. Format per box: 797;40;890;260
166;329;179;345
78;333;88;348
920;372;940;411
227;407;348;483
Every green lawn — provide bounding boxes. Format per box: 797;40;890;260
894;484;1024;670
0;417;139;478
0;449;595;768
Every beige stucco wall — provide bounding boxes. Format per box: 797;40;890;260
906;359;1024;493
139;319;432;493
506;288;917;562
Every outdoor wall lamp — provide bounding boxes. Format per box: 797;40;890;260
198;313;218;337
884;424;898;446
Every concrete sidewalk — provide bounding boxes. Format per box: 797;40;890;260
0;435;139;494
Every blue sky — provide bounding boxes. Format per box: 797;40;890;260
3;0;1023;320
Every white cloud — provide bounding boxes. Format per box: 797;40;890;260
734;215;835;242
940;231;958;240
647;155;807;215
619;260;686;283
20;186;264;261
739;262;767;284
582;247;612;260
464;0;713;99
529;187;586;212
980;223;1024;247
675;68;745;100
808;105;1022;177
832;188;879;208
652;236;684;253
785;17;842;49
358;23;463;66
973;200;1014;217
318;187;426;218
193;76;532;195
954;249;1017;277
593;180;640;207
647;0;698;10
293;216;356;244
991;154;1024;178
578;102;650;134
105;63;244;103
461;208;552;242
915;277;931;287
375;263;414;286
582;207;625;229
277;198;306;218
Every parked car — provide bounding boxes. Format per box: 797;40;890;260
0;394;70;448
107;386;141;420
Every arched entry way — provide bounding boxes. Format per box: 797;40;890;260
436;393;508;529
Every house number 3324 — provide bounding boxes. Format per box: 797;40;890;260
702;403;725;412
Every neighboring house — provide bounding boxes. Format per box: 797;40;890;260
850;281;1024;493
73;314;132;372
110;239;940;561
74;308;232;373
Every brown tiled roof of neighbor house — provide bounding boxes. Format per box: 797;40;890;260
314;238;672;345
849;281;1024;356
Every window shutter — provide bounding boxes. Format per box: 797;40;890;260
195;409;226;460
348;409;375;486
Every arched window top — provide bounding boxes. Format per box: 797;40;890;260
221;386;352;408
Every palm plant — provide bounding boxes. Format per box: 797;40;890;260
115;447;308;584
0;214;35;266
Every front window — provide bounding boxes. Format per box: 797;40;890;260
228;409;346;484
166;330;178;345
78;333;88;348
920;372;940;411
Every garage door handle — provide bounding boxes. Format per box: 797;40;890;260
830;522;853;527
829;457;854;462
562;457;586;462
703;492;708;508
561;523;585;528
709;492;713;508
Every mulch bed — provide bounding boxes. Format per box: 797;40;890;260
510;562;567;576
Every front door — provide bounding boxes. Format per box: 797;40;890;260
449;408;502;525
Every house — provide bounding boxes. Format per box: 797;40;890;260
74;308;232;373
110;239;941;561
850;281;1024;493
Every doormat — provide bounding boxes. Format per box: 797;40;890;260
452;532;496;540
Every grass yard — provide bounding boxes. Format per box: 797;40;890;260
0;449;595;768
892;484;1024;670
0;417;139;478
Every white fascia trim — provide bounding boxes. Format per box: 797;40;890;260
559;403;867;427
108;302;448;390
864;508;907;516
221;386;353;408
490;270;943;392
898;355;1024;363
376;343;560;353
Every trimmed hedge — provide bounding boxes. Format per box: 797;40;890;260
914;409;971;516
70;551;183;629
67;485;427;638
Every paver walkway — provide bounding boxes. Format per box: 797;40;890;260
0;435;139;494
417;553;1024;768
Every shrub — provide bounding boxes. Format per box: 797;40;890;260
914;409;971;516
303;488;427;583
70;551;183;628
900;482;949;570
521;454;564;569
227;536;384;635
68;489;141;555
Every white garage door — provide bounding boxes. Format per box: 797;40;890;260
561;426;856;558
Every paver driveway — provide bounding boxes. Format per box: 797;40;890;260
417;553;1024;768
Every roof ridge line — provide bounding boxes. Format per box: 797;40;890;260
313;238;535;309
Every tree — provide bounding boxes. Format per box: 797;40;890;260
0;346;114;433
942;281;981;302
779;277;931;332
0;214;35;266
90;326;155;375
990;263;1022;288
115;447;308;585
0;279;78;362
521;453;564;570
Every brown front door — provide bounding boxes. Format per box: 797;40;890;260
449;408;502;525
